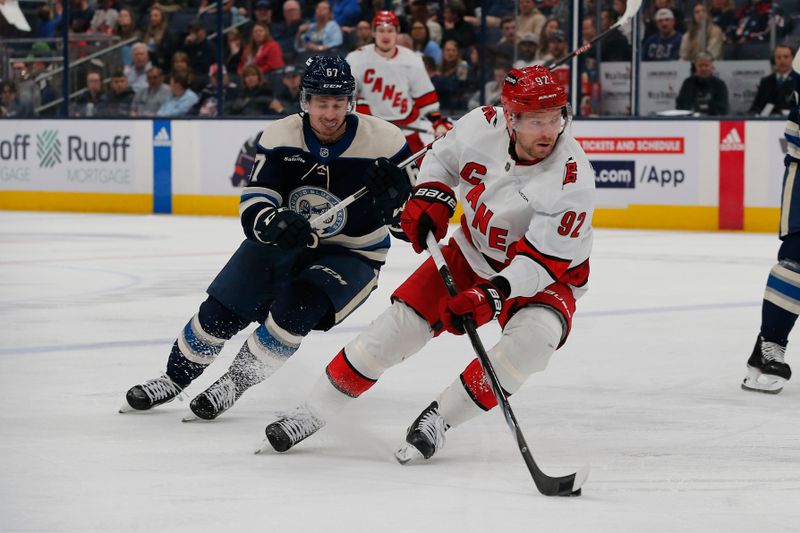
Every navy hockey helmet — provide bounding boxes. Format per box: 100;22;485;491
300;55;357;113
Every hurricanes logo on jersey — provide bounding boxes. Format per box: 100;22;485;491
288;186;346;237
563;158;578;187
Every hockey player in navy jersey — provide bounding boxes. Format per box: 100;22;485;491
122;56;415;419
742;49;800;394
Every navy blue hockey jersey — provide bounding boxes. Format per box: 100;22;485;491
240;112;413;267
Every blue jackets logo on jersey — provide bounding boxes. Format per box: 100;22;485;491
289;186;346;236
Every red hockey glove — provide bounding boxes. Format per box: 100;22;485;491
400;183;457;253
440;282;506;335
427;112;453;138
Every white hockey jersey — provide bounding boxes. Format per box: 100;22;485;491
346;44;439;130
418;106;595;300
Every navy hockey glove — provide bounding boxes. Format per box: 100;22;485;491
440;281;506;335
254;207;319;251
362;157;413;224
400;183;457;253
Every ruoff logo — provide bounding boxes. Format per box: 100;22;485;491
37;129;61;168
720;126;745;152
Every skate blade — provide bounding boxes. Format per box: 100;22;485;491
742;369;786;394
182;414;205;423
118;403;136;414
254;438;272;455
394;443;424;465
569;464;591;495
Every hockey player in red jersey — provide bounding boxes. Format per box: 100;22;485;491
261;65;596;460
346;11;451;155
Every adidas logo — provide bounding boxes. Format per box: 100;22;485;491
153;127;171;147
720;127;744;151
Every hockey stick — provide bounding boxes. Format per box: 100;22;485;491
545;0;643;69
424;232;589;497
308;143;432;230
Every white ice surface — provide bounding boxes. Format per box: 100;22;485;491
1;211;798;532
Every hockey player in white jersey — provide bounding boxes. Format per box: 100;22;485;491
346;11;451;155
261;65;596;460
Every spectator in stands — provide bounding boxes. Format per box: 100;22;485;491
269;64;303;115
540;28;568;64
731;0;771;43
90;0;119;34
535;17;561;62
512;32;539;68
410;0;443;45
410;20;441;64
143;5;171;69
296;1;343;54
181;21;216;80
441;0;475;50
489;17;518;68
272;0;303;64
8;62;42;112
196;64;240;116
226;65;272;115
331;0;360;28
643;0;685;38
132;66;171;116
680;3;724;60
72;70;106;116
68;0;94;33
599;9;632;61
114;8;141;66
101;71;135;116
642;8;683;61
0;81;34;117
35;3;63;39
676;51;729;115
157;71;199;116
467;63;509;109
707;0;737;42
516;0;546;40
170;51;205;93
749;45;797;116
126;43;152;92
225;28;245;75
351;20;373;50
433;39;469;112
241;22;285;75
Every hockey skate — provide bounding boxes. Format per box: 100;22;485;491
394;401;448;464
742;336;792;394
257;404;326;453
120;374;183;412
186;374;238;421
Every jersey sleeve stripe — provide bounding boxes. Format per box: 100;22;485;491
414;90;438;108
514;237;571;281
240;186;282;207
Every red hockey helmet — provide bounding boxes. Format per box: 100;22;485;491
500;66;567;114
372;10;400;29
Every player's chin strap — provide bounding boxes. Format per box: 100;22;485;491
423;232;589;497
307;142;433;230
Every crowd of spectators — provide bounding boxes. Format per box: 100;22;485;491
1;0;799;117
